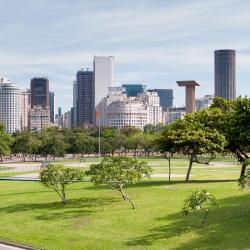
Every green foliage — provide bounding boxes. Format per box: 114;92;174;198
86;156;152;208
182;190;217;227
0;125;12;161
238;160;250;190
40;164;85;204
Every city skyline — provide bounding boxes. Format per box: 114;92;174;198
0;0;250;111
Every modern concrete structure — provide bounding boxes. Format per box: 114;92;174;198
49;92;54;123
177;81;200;114
30;77;49;108
214;50;236;100
76;69;95;126
21;90;30;131
152;89;173;110
0;82;21;134
122;84;146;97
94;56;114;105
29;106;50;131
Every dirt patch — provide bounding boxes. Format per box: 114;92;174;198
73;216;91;229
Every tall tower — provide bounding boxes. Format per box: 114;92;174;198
30;77;49;108
76;69;95;126
214;50;236;100
49;92;54;123
177;81;200;114
0;83;21;134
94;56;114;105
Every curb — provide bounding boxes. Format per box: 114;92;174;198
0;241;37;250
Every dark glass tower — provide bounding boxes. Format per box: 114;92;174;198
49;92;54;123
30;77;49;108
76;69;95;126
153;89;173;110
214;50;236;100
122;84;146;97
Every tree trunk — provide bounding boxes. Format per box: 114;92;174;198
186;155;194;182
61;186;67;204
0;155;3;162
200;209;208;227
168;156;171;183
119;186;136;209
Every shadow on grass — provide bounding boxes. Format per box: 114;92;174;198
0;197;118;220
126;194;250;249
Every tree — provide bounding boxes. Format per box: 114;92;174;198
211;97;250;177
0;125;12;162
238;159;250;190
86;156;152;209
157;109;227;181
182;190;217;227
40;164;85;204
155;126;177;182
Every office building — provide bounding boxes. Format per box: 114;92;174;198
196;95;214;111
29;106;50;131
76;69;95;126
21;90;30;131
30;77;49;108
104;90;162;130
214;50;236;99
163;107;186;125
0;82;21;134
49;92;54;123
94;56;114;105
177;81;200;113
72;81;77;128
122;84;146;97
153;89;173;110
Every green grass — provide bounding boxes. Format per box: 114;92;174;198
0;159;249;250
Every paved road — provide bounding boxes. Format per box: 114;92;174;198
0;242;32;250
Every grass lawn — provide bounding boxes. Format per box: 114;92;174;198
0;159;249;250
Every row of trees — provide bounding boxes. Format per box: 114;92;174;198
0;124;165;162
0;97;249;181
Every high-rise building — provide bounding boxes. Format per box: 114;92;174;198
94;56;114;105
196;95;214;111
214;50;236;99
0;82;21;134
29;106;50;131
76;69;95;126
21;90;30;131
30;77;49;108
72;81;77;128
153;89;173;110
122;84;146;97
49;92;54;123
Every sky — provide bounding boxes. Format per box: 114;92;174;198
0;0;250;112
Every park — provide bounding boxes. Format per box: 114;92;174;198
0;97;249;249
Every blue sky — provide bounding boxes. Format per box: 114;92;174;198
1;0;250;112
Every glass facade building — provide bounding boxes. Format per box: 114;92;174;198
153;89;173;110
122;84;146;97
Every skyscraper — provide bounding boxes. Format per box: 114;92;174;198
49;92;54;123
0;82;21;134
30;77;49;108
21;90;30;131
94;56;114;105
153;89;173;110
76;69;95;126
214;50;236;100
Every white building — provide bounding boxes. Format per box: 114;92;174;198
94;56;115;105
163;107;186;125
96;87;127;126
196;95;214;111
62;110;72;129
97;90;162;130
0;83;21;134
21;90;30;131
107;99;148;130
29;106;50;131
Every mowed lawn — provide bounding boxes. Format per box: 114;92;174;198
0;159;250;249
